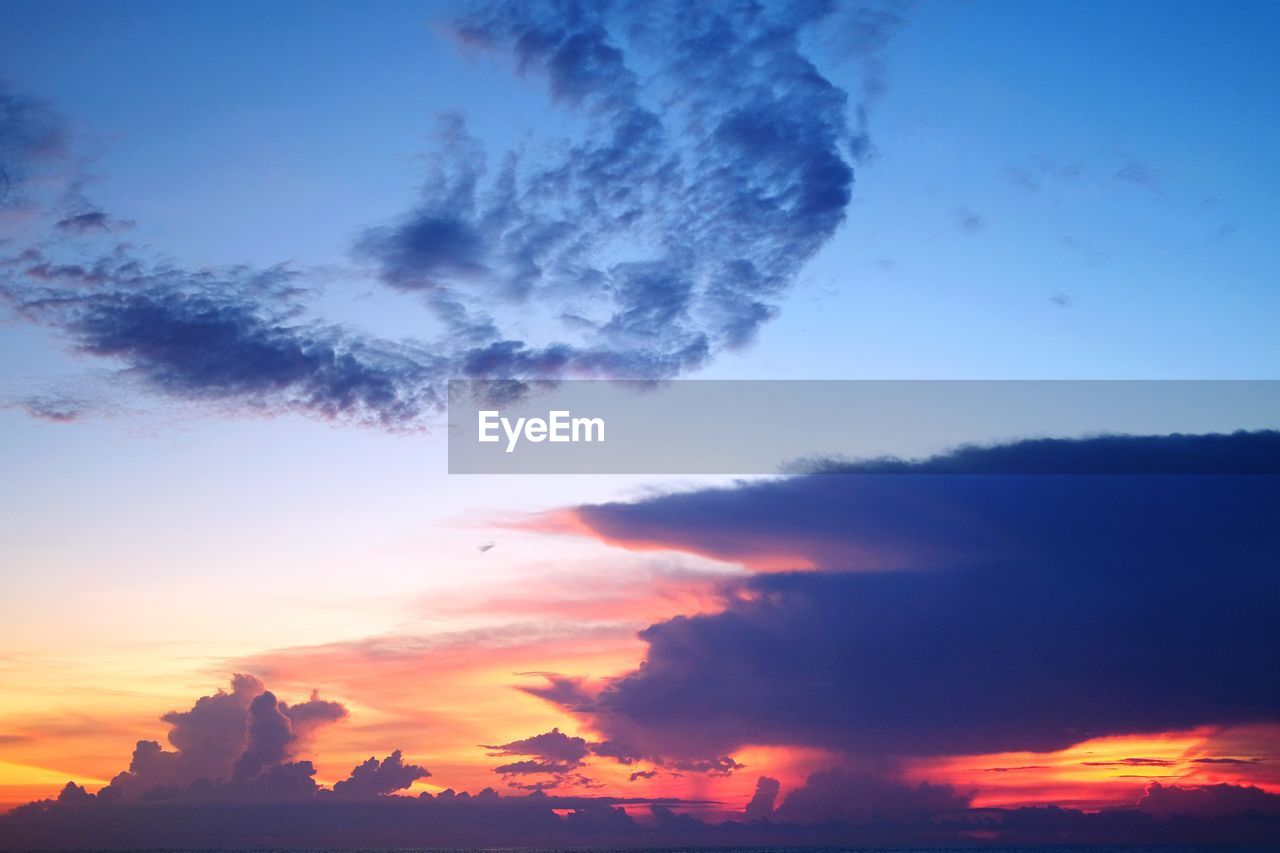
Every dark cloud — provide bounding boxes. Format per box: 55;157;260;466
3;253;449;427
7;777;1279;848
486;727;590;767
332;750;431;798
743;775;780;820
1137;781;1280;818
54;209;133;234
97;675;346;802
354;0;873;374
550;432;1280;760
773;768;970;824
4;674;1279;847
480;724;739;788
485;727;592;783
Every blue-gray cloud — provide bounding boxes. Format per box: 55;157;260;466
3;2;892;427
0;86;66;212
557;432;1280;759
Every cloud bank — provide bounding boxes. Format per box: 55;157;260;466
4;669;1280;847
545;432;1280;761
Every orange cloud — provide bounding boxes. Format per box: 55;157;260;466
902;725;1280;811
518;508;819;571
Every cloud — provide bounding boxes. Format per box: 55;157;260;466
97;674;346;802
0;86;67;212
54;209;133;234
353;0;872;373
773;768;971;824
488;728;590;764
480;724;741;789
8;776;1279;847
1137;781;1280;818
485;727;592;779
5;0;896;428
541;432;1280;761
332;750;431;798
3;674;1279;847
954;206;985;234
743;775;780;820
3;252;449;427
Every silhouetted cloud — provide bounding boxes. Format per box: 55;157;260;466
546;432;1280;761
6;776;1279;848
485;727;592;783
332;750;430;798
743;775;780;820
773;768;970;824
4;672;1280;847
99;674;347;802
1137;781;1280;818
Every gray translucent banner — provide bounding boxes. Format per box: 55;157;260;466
447;380;1280;475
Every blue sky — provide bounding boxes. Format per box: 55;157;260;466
1;2;1279;842
1;0;1277;665
2;0;1277;386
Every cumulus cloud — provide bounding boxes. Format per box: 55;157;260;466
332;750;431;798
1137;781;1280;818
773;768;971;824
542;432;1280;761
743;775;780;820
99;674;347;802
4;673;1280;847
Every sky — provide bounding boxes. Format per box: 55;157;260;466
1;0;1279;847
